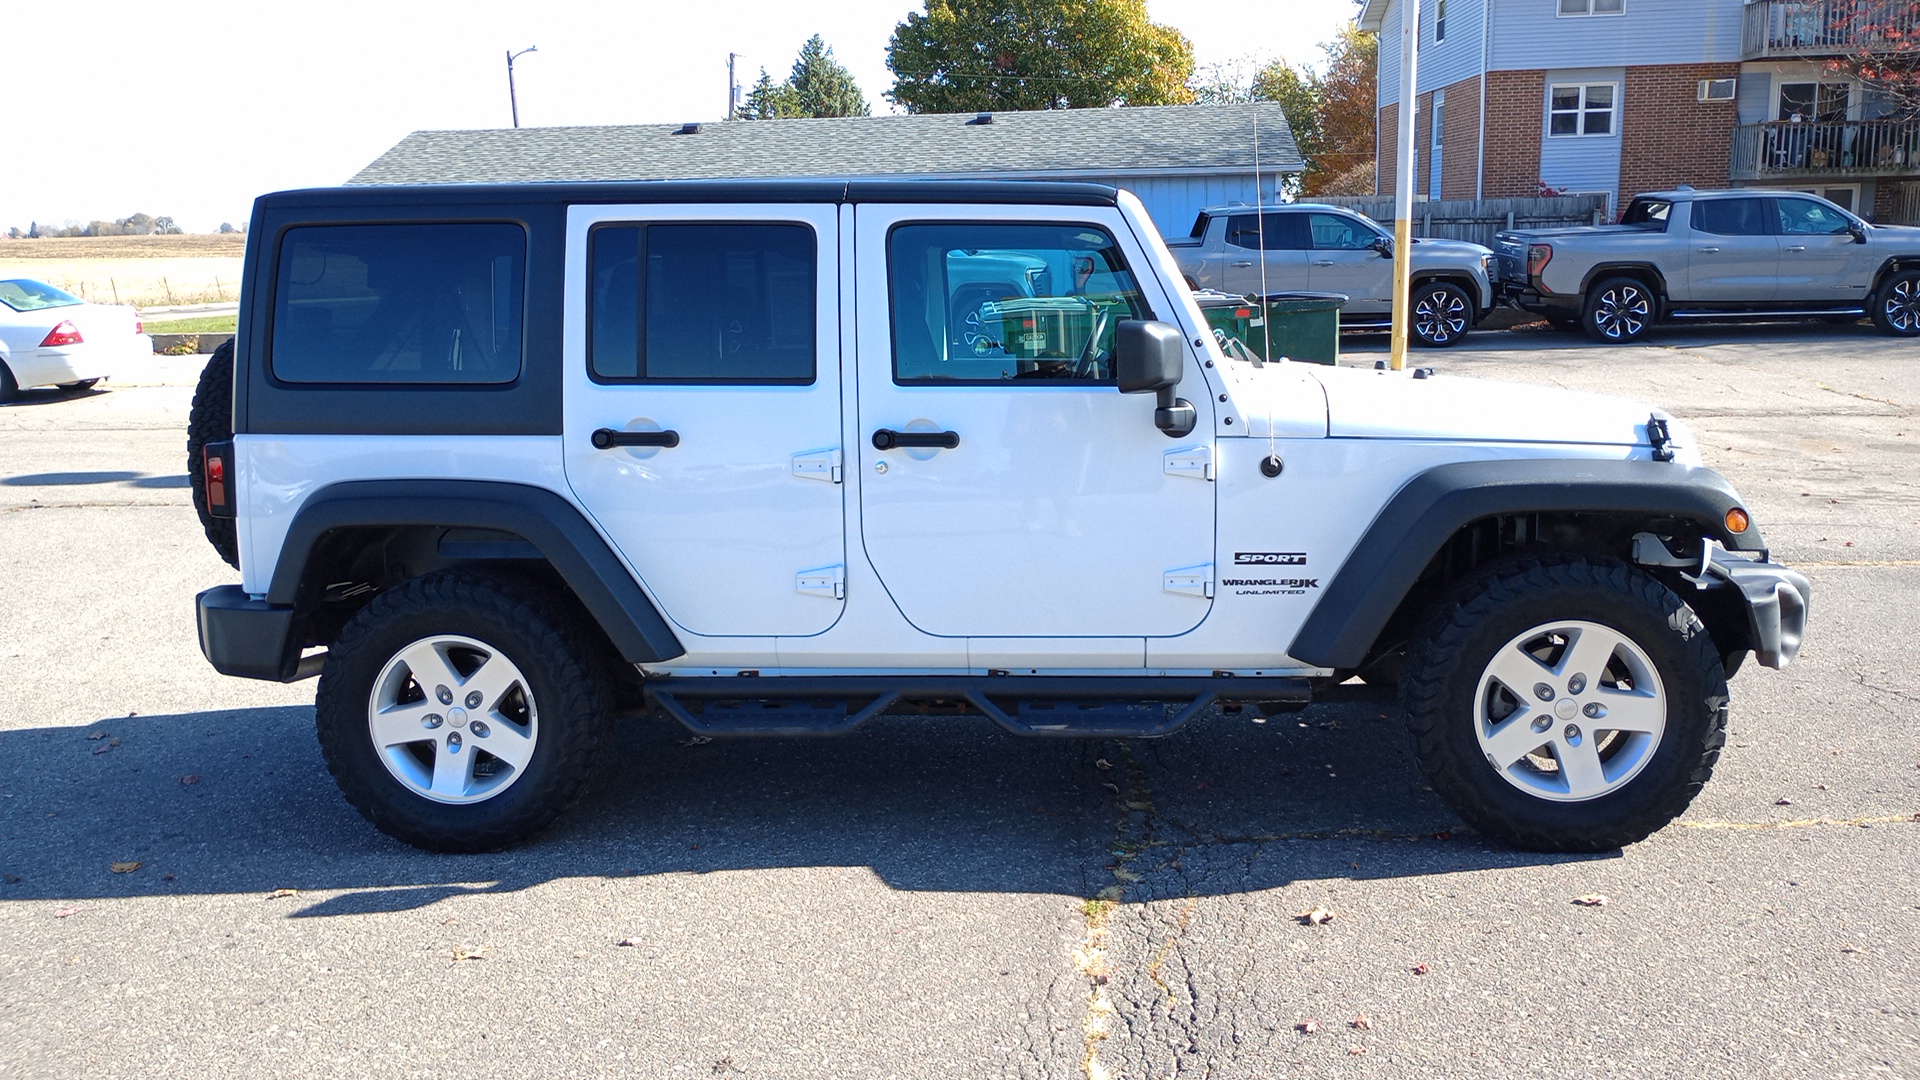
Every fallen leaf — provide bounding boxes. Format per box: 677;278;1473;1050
1410;962;1430;976
676;736;712;747
616;937;642;947
453;946;490;962
91;743;116;756
109;861;141;874
1776;798;1794;806
1572;894;1609;907
1094;758;1113;771
1296;906;1335;926
2;874;21;884
1813;783;1828;790
265;888;299;899
1348;1046;1369;1056
1430;831;1452;841
1841;945;1863;954
85;732;109;741
1350;1015;1373;1030
53;905;83;918
180;775;200;786
1297;1018;1321;1034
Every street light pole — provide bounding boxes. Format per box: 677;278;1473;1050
506;45;538;128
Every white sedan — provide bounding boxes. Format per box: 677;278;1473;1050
0;278;152;401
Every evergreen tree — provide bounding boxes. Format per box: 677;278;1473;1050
789;35;870;117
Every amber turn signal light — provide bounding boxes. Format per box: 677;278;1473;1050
1725;508;1750;534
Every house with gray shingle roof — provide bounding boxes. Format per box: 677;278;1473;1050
349;103;1302;239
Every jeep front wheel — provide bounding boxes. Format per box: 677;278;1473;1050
1582;277;1655;343
1401;556;1728;852
315;571;612;852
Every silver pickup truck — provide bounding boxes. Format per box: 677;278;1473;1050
1167;203;1498;347
1497;187;1920;343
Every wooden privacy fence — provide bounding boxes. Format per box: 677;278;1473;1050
1308;195;1611;249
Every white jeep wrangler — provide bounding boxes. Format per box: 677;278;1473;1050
190;180;1809;853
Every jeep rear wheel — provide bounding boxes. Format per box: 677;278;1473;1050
315;571;612;852
1401;555;1728;852
1870;268;1920;336
187;341;239;568
1410;281;1473;348
1582;277;1655;344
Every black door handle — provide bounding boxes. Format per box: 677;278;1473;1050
592;427;680;449
872;429;959;450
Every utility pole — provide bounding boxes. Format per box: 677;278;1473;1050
506;45;538;128
1389;0;1420;371
728;52;741;120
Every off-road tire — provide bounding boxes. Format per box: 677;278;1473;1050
314;570;614;852
1869;268;1920;336
1582;276;1656;344
1401;554;1729;852
187;341;239;568
1410;281;1473;347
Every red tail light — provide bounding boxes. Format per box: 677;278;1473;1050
134;320;144;334
202;441;235;518
40;321;83;347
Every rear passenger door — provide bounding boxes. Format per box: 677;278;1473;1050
1219;212;1311;298
1685;198;1778;302
561;204;847;638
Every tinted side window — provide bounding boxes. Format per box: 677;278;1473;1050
589;223;816;383
889;222;1153;384
1225;213;1308;250
270;223;525;384
1692;199;1770;237
1307;213;1381;250
1776;197;1852;235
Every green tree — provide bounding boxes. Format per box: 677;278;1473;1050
154;216;183;235
789;35;870;117
886;0;1195;113
741;69;800;119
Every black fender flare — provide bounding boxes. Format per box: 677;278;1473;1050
1286;459;1763;670
269;479;685;663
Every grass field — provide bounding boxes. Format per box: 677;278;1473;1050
144;315;238;334
0;234;245;308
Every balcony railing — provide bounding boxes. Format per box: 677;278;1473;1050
1743;0;1920;59
1730;118;1920;179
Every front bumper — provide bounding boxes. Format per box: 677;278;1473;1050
196;585;322;682
1634;536;1810;669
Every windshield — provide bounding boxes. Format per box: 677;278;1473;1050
0;278;84;312
1620;199;1671;230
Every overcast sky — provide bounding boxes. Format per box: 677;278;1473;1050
3;0;1360;234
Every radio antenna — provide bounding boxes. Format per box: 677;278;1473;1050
1253;106;1280;478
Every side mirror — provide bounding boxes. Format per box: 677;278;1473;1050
1848;222;1868;244
1115;320;1195;438
1372;236;1394;258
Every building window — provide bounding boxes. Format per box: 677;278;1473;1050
1436;0;1447;41
1558;0;1624;15
1549;83;1616;137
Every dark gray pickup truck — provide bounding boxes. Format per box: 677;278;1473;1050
1497;186;1920;343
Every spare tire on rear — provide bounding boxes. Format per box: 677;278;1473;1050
187;340;240;569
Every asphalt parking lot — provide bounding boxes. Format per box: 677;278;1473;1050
1;325;1915;1079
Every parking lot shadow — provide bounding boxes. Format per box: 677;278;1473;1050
0;696;1601;914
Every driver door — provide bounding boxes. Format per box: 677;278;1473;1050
852;205;1217;640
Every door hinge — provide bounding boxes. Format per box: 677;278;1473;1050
792;448;843;484
1163;564;1214;599
1164;445;1214;481
795;565;845;600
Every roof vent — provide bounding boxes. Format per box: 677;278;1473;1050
675;122;702;135
968;111;994;125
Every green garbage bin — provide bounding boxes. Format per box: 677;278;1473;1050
1190;289;1347;365
1253;291;1347;365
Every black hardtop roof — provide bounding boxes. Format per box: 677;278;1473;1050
257;178;1124;212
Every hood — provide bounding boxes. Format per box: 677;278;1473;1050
1410;236;1493;258
1304;363;1688;452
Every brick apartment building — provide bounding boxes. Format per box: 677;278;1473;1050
1360;0;1920;222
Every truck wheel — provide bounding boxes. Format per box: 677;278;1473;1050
315;570;612;852
1410;282;1472;347
1582;277;1655;343
186;341;239;569
1869;268;1920;336
1401;555;1728;852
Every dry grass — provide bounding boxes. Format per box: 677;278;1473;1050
0;234;246;307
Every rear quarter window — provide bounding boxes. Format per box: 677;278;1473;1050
269;223;526;384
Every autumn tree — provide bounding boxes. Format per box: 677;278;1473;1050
1190;26;1375;196
886;0;1194;113
1822;2;1920;118
739;35;870;119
